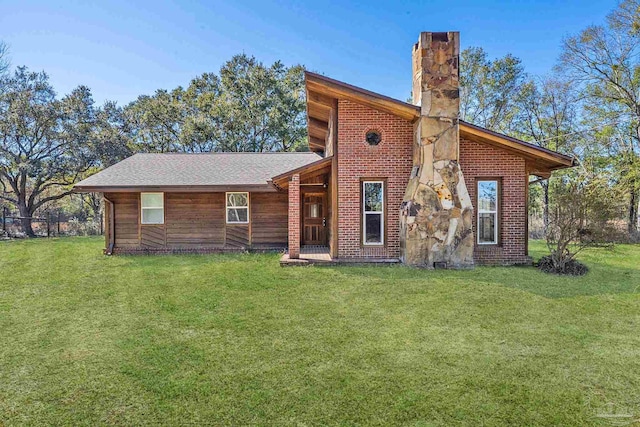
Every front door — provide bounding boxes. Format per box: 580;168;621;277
302;191;327;245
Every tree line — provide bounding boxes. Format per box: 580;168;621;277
0;52;306;236
459;0;640;244
1;0;639;244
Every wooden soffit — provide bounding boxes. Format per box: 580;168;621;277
271;156;333;189
459;121;576;173
306;71;420;122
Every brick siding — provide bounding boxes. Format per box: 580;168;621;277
335;99;531;265
288;174;301;258
459;138;532;265
337;100;413;259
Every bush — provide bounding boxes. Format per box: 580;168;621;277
66;218;102;236
541;174;617;276
538;255;588;276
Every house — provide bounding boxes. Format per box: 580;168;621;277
74;31;575;267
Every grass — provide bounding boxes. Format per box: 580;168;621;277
1;238;639;426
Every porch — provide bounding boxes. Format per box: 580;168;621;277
271;156;337;260
280;245;332;265
279;245;400;266
272;156;402;267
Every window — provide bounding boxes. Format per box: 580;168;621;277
477;180;498;244
141;193;164;225
362;181;384;245
305;197;322;218
365;130;382;146
226;192;249;224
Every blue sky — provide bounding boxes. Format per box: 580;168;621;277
1;0;617;105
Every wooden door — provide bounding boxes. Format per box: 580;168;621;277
302;192;327;245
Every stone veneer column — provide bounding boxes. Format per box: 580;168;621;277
399;32;474;268
288;173;301;259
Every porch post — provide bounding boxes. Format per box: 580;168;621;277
288;173;301;259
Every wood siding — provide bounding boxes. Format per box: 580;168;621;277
141;225;166;248
106;193;139;248
225;225;250;248
165;193;225;247
251;193;288;247
103;198;113;251
106;191;287;252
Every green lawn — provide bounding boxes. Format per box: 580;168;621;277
1;238;639;426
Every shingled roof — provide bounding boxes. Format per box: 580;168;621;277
74;152;322;192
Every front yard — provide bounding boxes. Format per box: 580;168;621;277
1;238;639;425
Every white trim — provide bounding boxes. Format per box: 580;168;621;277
477;180;498;245
140;192;164;225
226;192;250;224
362;181;384;245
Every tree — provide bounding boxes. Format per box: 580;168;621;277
125;54;307;153
180;73;224;153
460;47;526;133
126;88;185;153
65;101;133;224
0;41;9;77
542;179;590;275
514;77;580;228
0;41;10;225
0;67;98;236
93;101;133;167
216;55;306;152
560;0;640;234
80;191;102;220
541;173;618;274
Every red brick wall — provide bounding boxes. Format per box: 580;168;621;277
288;174;301;258
335;100;531;265
459;138;531;265
337;100;414;259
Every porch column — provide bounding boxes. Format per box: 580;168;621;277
288;173;301;259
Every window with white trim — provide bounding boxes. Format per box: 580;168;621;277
141;193;164;225
362;181;384;245
226;192;249;224
477;180;498;244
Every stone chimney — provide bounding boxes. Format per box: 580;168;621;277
399;32;474;268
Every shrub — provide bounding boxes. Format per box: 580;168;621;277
66;218;102;236
538;254;588;275
542;174;616;275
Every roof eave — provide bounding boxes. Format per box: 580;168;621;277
73;184;278;193
305;71;420;122
304;71;574;170
459;121;575;170
271;156;333;188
